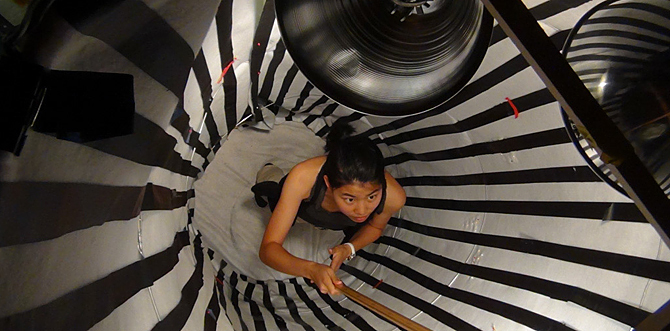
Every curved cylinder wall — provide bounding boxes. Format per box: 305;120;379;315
1;0;669;330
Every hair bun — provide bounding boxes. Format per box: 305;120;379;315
325;121;355;152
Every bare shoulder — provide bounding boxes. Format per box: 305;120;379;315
289;155;326;180
383;172;406;213
283;156;327;200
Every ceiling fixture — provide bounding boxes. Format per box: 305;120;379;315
275;0;492;116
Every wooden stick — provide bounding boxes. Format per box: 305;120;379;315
338;284;432;331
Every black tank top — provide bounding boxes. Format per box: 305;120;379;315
252;167;386;231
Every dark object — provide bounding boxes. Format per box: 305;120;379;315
0;55;45;155
0;53;135;155
33;70;135;143
560;0;670;198
275;0;492;116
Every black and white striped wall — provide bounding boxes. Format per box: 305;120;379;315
1;0;669;330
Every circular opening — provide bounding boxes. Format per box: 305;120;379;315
276;0;493;116
561;0;670;197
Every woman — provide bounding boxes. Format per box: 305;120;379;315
253;122;406;296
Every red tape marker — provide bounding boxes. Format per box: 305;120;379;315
217;57;237;84
505;97;519;118
373;279;384;289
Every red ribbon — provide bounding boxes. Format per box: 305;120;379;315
505;97;519;118
217;57;237;84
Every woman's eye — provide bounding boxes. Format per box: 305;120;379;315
345;198;354;203
368;195;377;200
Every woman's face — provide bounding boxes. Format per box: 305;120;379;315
331;181;383;222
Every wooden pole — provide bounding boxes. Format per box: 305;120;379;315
338;284;432;331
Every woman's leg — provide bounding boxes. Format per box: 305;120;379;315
255;163;284;184
252;164;285;211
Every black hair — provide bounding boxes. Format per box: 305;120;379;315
322;121;386;189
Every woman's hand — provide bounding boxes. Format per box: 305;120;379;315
329;244;353;272
307;262;342;295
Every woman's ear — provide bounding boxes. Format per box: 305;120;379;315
323;175;331;190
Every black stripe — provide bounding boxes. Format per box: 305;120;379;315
385;128;571;165
567;54;648;66
202;156;211;171
389;218;670;282
193;50;222;146
302;114;321;127
142;183;193;210
187;207;195;225
204;283;221;331
609;2;670;20
291;83;315;112
170;106;210;159
222;68;239;133
55;0;193;98
379;236;650;326
0;182;190;247
572;29;670;48
229;272;251;331
358;250;575;331
0;231;189;331
243;283;268;331
307;103;342;137
378;88;556;145
307;281;376;331
250;0;277;113
212;139;223;154
405;197;645;222
322;103;340;117
305;112;366;139
492;9;573;47
583;16;670;37
339;264;480;331
215;0;240;133
360;31;571;139
215;262;236;327
531;0;591;20
302;96;330;118
260;281;289;331
337;112;366;128
275;65;300;107
396;166;602;186
489;26;508;47
83;113;200;177
360;54;529;137
567;42;659;55
289;279;344;331
277;281;316;331
153;235;205;331
490;0;587;45
259;40;288;103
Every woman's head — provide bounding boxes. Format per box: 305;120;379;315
322;121;386;222
322;121;386;189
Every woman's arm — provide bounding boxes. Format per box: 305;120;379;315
329;172;406;271
258;158;343;294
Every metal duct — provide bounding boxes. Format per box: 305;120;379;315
275;0;492;116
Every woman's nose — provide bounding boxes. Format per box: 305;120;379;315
354;202;366;215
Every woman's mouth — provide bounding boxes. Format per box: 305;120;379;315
353;216;367;222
